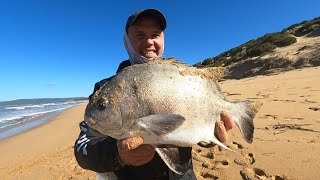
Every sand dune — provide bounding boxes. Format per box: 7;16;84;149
0;67;319;179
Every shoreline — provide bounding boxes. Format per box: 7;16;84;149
0;103;86;155
0;110;62;140
0;103;96;179
0;102;87;140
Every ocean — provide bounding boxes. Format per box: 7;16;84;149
0;98;87;139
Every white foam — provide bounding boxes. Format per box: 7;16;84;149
0;106;71;124
0;101;85;128
5;104;44;110
5;107;26;110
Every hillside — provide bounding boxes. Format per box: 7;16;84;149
194;17;320;79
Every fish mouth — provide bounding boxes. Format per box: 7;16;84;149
84;114;98;126
83;114;126;138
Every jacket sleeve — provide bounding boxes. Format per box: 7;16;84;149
74;121;125;172
74;77;125;173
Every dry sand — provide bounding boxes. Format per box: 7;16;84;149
0;66;319;179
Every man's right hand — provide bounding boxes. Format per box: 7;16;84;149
117;136;155;166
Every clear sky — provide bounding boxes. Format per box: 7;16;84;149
0;0;319;101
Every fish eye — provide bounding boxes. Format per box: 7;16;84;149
96;98;107;111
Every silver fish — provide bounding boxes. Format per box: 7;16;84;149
84;60;261;175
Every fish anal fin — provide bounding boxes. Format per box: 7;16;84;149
154;146;191;175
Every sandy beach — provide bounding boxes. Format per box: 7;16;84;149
0;66;319;179
0;104;96;180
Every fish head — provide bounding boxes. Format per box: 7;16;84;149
84;90;124;138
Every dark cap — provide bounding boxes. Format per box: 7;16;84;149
125;9;166;31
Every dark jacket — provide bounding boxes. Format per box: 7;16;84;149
74;60;197;180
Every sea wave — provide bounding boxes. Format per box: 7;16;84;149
4;101;81;110
0;106;69;123
0;101;85;129
5;107;26;110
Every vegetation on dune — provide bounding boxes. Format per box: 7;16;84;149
195;32;296;68
283;17;320;36
194;17;319;68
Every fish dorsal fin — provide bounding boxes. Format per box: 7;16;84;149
147;59;189;67
200;67;226;81
148;59;226;81
154;146;191;175
178;66;226;81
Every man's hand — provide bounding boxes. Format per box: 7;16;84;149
117;136;155;166
215;111;235;143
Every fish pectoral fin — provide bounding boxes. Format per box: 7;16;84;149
154;146;190;175
135;114;185;135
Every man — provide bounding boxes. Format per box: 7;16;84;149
74;9;235;180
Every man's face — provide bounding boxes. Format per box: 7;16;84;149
127;16;164;59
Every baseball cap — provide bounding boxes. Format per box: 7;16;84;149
125;9;167;31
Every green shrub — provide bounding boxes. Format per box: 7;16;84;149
285;23;300;31
295;24;319;36
259;33;296;47
269;34;296;47
246;43;276;57
294;17;320;36
201;58;214;66
276;36;297;46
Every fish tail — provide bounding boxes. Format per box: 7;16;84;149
233;100;262;143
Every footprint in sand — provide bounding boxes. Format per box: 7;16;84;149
202;171;219;179
240;168;268;180
240;167;285;180
192;147;215;160
247;153;255;164
231;141;244;149
299;94;312;97
214;160;229;169
256;92;271;98
303;99;317;103
272;99;296;102
234;153;255;166
309;107;319;111
261;114;277;120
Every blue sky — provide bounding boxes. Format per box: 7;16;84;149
0;0;319;101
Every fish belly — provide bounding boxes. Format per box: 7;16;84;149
142;124;215;147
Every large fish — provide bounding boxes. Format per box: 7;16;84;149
84;60;261;175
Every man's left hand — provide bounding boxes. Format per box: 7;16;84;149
215;111;235;143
